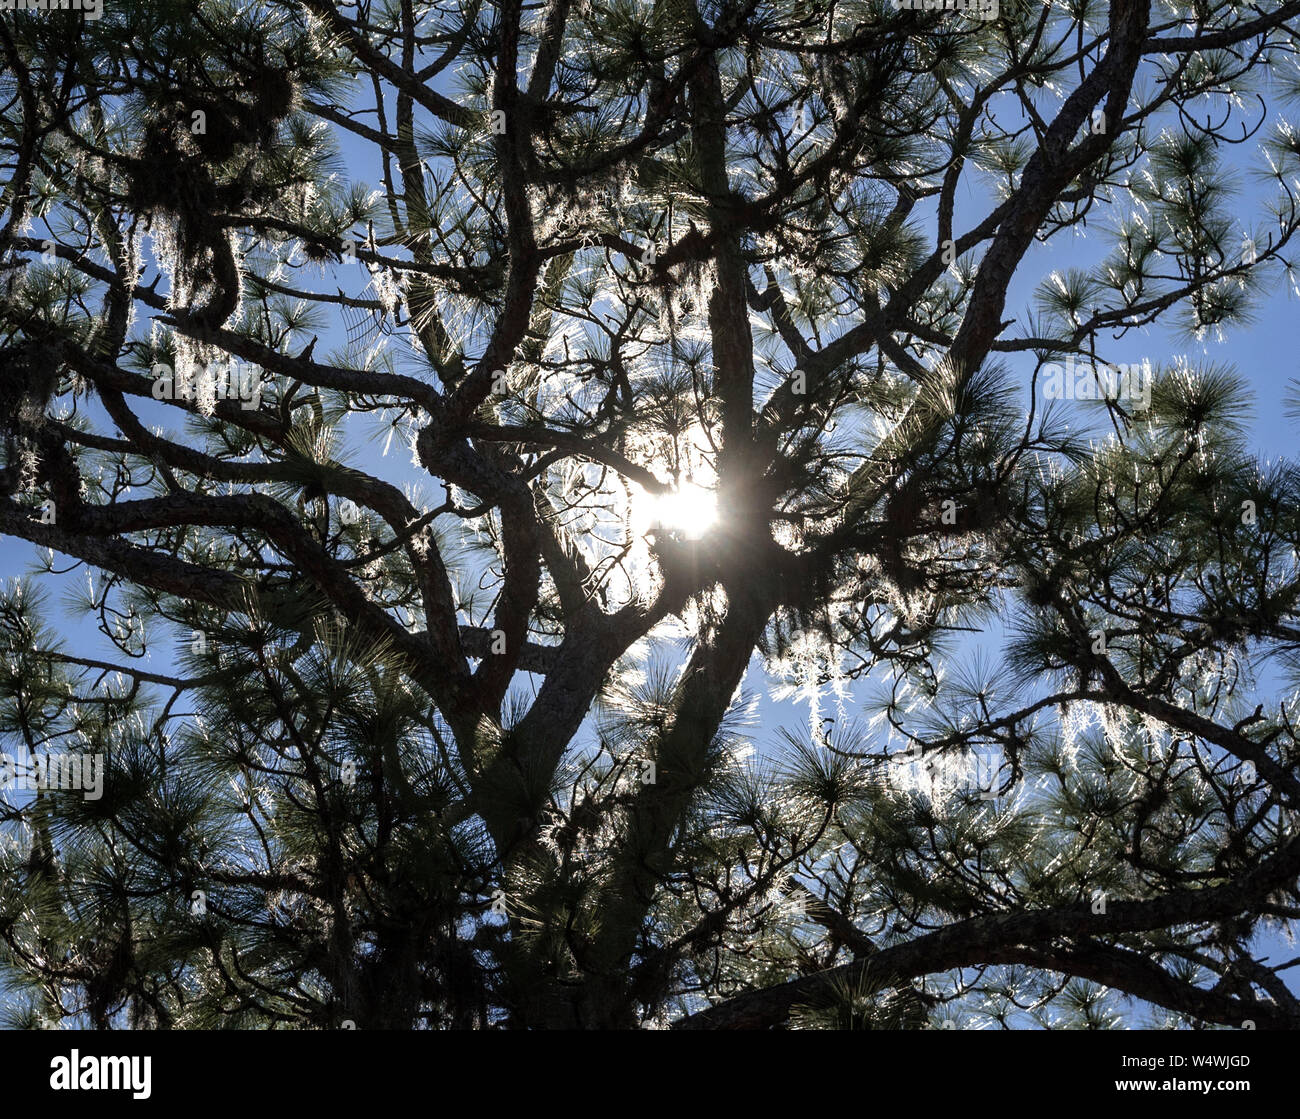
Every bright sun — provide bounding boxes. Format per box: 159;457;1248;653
639;482;718;541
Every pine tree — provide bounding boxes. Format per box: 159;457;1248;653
2;0;1300;1029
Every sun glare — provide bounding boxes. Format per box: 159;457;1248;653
641;483;718;540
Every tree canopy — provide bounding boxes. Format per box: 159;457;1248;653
4;0;1300;1029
